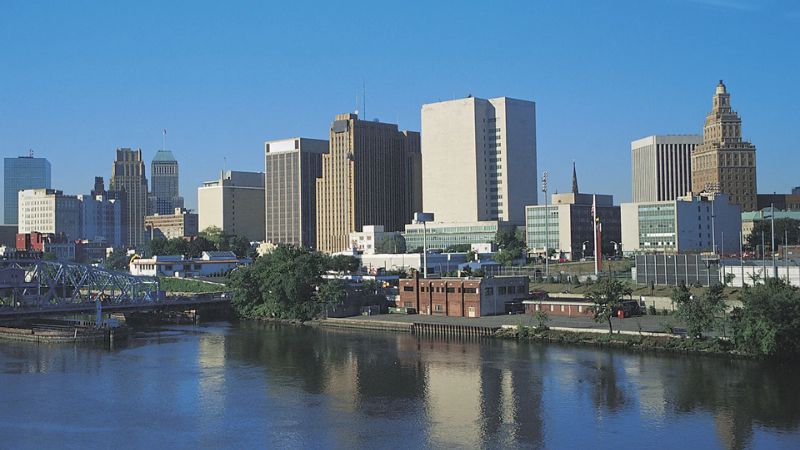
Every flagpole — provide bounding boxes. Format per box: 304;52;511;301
593;194;599;277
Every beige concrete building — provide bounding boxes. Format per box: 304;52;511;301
17;188;80;240
691;81;757;212
109;148;149;248
198;171;265;241
421;96;537;225
264;137;327;248
631;135;702;202
144;208;199;240
348;225;400;255
315;113;421;253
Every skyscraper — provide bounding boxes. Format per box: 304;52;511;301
631;135;702;202
421;96;537;225
264;137;328;248
691;80;758;211
4;154;51;224
149;150;184;215
315;113;421;253
109;148;149;247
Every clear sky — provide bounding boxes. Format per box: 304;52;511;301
1;0;798;219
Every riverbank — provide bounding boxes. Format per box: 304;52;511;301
0;321;127;344
316;313;751;359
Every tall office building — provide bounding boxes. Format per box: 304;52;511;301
264;137;328;248
316;113;421;253
631;135;702;202
17;189;80;240
198;170;265;241
78;177;123;248
109;148;149;248
149;150;184;215
691;80;758;211
4;154;51;224
421;96;537;225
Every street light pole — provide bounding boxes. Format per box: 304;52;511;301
771;203;777;279
542;170;549;281
414;212;434;279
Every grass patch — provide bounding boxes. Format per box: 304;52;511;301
158;277;224;294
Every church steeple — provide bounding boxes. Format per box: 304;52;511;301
571;161;579;195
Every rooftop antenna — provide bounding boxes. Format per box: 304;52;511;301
28;148;34;157
162;129;167;151
355;90;360;116
363;80;366;121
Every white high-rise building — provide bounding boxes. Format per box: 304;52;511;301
18;189;80;240
631;135;702;202
421;96;537;225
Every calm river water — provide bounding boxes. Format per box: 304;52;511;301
1;322;799;449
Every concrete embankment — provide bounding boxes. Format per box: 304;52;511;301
318;317;498;337
0;322;126;344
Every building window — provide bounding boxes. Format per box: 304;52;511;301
446;287;455;293
403;301;412;308
403;286;414;292
463;287;477;294
499;286;507;295
484;287;494;295
434;304;444;312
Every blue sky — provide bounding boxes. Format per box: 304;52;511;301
1;0;798;218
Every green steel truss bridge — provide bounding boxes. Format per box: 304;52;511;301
0;259;229;319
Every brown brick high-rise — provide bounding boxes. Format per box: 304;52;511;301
315;114;421;253
691;81;757;211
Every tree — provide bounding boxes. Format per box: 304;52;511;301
672;282;727;339
444;244;471;253
326;254;360;274
105;249;130;271
745;218;800;252
464;249;478;262
228;236;253;258
317;279;347;312
493;228;526;266
187;236;217;258
376;234;406;254
585;277;633;333
199;226;225;248
227;244;327;321
731;278;800;357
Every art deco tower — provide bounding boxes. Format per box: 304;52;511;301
149;150;184;215
110;148;149;247
691;80;757;211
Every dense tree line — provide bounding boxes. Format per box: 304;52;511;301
147;226;253;258
227;245;363;321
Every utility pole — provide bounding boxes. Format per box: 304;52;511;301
542;171;549;281
771;203;777;279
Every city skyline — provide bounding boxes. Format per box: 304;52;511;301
1;1;799;221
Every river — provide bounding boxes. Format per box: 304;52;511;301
1;322;798;449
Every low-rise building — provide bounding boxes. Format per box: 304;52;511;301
348;225;401;254
360;252;469;276
129;251;250;277
144;208;199;240
621;193;741;255
741;210;800;245
398;276;529;317
403;221;512;251
525;192;621;261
